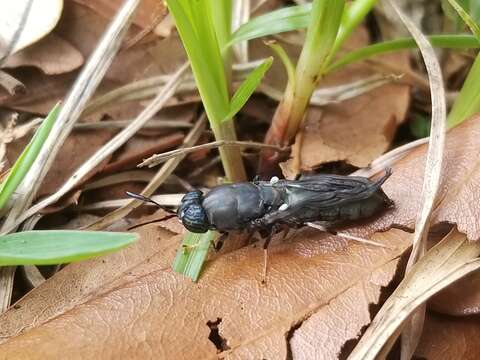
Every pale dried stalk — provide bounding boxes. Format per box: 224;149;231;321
348;230;480;360
74;119;193;130
78;194;185;211
1;0;141;232
384;2;446;359
0;0;141;313
84;116;206;230
232;0;250;63
0;70;24;95
140;139;287;168
82;170;156;191
1;62;189;236
83;60;264;116
259;74;399;106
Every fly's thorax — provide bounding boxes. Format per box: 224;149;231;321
202;183;266;231
178;190;210;233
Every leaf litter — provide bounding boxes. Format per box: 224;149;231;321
3;114;480;357
1;1;480;359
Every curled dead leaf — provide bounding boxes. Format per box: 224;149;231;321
3;34;84;75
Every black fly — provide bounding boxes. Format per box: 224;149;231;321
127;169;393;250
128;170;393;282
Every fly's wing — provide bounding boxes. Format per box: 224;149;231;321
250;170;392;228
280;170;391;209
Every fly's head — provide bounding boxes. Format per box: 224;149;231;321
178;190;210;233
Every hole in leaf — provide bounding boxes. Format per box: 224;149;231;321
286;320;305;360
207;318;230;352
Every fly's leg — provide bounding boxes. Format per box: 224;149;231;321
212;232;228;252
262;231;273;285
260;225;282;285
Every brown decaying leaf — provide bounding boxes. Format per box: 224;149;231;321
428;270;480;316
3;34;84;75
73;0;166;30
280;27;411;172
0;2;186;116
349;114;480;242
348;229;480;360
6;128;113;198
0;219;181;342
415;312;480;360
0;229;411;358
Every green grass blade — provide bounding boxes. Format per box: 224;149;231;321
0;230;137;265
329;0;376;60
0;102;61;211
446;0;480;39
267;41;296;86
448;54;480;126
327;34;480;72
172;231;216;282
224;57;273;121
228;3;312;47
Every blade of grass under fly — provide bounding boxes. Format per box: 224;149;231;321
173;231;216;282
0;103;60;211
0;230;137;266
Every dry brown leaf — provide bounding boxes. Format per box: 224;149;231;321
280;27;411;172
3;34;84;75
348;229;480;360
1;2;186;116
415;312;480;359
0;229;411;358
6;128;113;197
429;270;480;316
0;218;181;342
351;114;480;242
73;0;166;30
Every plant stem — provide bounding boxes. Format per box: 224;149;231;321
263;0;345;154
212;119;247;181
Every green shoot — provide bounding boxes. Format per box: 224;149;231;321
0;102;61;212
447;0;480;126
327;34;479;72
262;0;347;168
0;230;137;265
167;0;272;281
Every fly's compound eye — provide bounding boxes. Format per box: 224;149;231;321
178;190;209;233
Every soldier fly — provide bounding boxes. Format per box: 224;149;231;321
127;169;393;280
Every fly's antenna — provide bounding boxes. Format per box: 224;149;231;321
125;191;177;215
127;215;177;231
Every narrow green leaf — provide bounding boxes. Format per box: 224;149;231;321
267;41;296;86
447;0;480;40
0;102;61;211
328;0;377;61
228;3;312;47
327;34;480;73
448;53;480;127
173;230;216;282
0;230;137;265
224;57;273;121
